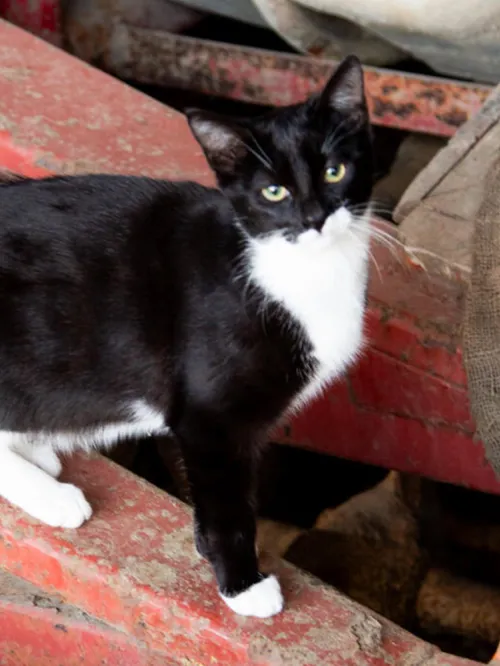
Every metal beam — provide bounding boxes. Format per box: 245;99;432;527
102;26;491;137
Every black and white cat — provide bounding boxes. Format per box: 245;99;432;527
0;56;373;618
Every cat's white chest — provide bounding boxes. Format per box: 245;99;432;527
248;211;369;409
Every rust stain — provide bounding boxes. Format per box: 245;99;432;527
437;109;469;127
92;26;491;138
416;88;447;104
372;99;418;120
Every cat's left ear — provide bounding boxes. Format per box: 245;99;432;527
319;55;367;115
186;109;248;178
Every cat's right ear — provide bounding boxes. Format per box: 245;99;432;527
186;109;248;177
319;55;367;115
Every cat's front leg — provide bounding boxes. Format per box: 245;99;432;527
174;412;283;618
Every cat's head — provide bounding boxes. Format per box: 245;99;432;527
186;55;373;244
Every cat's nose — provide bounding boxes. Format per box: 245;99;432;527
303;204;324;231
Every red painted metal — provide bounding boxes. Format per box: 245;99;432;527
101;27;491;138
0;573;169;665
0;454;480;665
0;18;212;184
0;0;62;45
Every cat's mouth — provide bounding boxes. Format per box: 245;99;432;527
323;207;352;235
296;206;353;245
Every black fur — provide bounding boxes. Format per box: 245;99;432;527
0;56;373;600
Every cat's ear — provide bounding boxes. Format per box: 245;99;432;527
319;55;367;114
186;109;248;177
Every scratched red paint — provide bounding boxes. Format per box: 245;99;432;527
0;131;51;177
365;308;467;387
0;454;479;665
0;599;169;666
350;349;473;428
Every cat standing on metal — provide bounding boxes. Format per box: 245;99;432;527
0;56;373;617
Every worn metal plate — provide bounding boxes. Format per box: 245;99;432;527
0;453;480;665
101;27;491;138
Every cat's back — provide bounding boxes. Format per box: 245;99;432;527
0;174;223;278
0;173;191;234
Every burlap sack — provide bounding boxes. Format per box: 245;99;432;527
463;154;500;475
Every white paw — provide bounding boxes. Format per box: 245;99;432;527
220;575;283;618
30;483;92;529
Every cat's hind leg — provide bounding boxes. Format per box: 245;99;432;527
0;431;91;528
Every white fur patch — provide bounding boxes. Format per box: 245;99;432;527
8;400;168;455
249;206;370;409
0;400;167;527
220;575;283;617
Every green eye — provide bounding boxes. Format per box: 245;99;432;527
261;185;290;202
325;163;346;183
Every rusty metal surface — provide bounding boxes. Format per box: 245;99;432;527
101;26;491;137
0;453;480;665
0;18;212;183
62;0;203;65
0;570;170;665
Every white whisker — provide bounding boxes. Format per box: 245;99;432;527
368;248;383;283
326;124;359;154
241;142;273;171
368;224;405;247
351;218;405;265
370;235;404;264
323;117;350;152
405;246;469;273
249;132;274;170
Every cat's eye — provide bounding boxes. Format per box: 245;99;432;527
324;164;346;184
261;185;290;202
